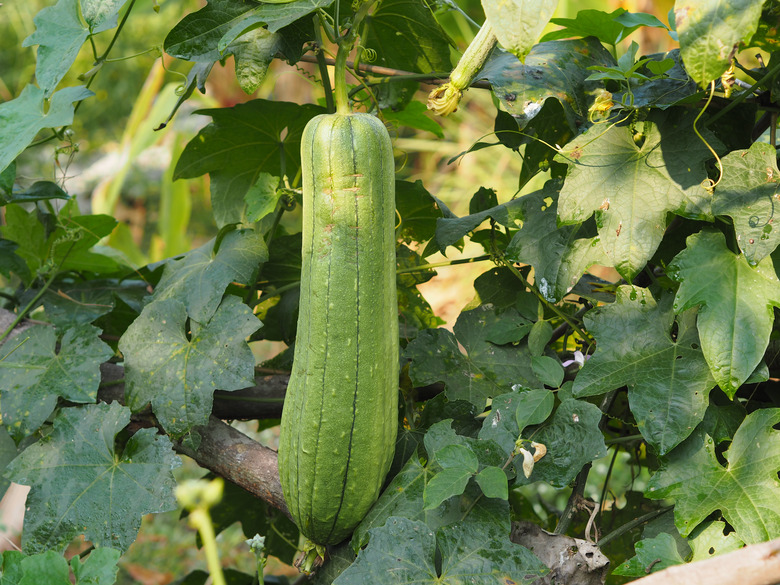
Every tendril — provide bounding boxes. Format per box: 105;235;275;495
693;80;722;194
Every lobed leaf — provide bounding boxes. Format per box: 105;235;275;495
668;229;780;393
5;402;181;553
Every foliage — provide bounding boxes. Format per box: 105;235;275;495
2;0;780;583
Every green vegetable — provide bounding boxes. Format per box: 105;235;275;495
278;112;399;549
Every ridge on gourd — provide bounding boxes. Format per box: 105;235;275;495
278;112;399;550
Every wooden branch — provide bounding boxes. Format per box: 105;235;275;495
627;537;780;585
174;416;289;518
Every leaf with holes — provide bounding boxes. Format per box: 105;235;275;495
0;325;113;442
119;296;261;449
668;229;780;393
555;108;722;281
646;409;780;544
5;402;181;553
573;286;715;454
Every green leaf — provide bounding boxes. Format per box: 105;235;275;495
0;85;93;174
516;399;607;487
119;296;261;448
436;513;548;584
668;229;780;393
479;38;615;129
0;240;29;281
0;325;113;442
435;444;479;472
435;197;523;252
527;320;552;356
506;182;607;303
474;466;509;500
217;0;335;52
556;108;722;280
612;532;685;576
340;515;547;585
382;101;443;138
0;181;70;206
70;548;121;585
174;99;324;226
542;8;644;45
21;0;89;94
364;0;452;75
40;280;117;328
244;173;281;222
405;305;540;408
80;0;128;31
573;286;716;454
336;517;439;584
618;49;699;110
230;28;280;94
531;356;564;388
5;402;181;553
18;551;70;585
674;0;764;86
713;142;780;265
396;180;447;246
483;307;533;344
688;521;744;561
423;467;474;510
482;0;557;61
0;427;18;500
164;0;256;61
646;408;780;543
152;229;268;323
513;389;555;434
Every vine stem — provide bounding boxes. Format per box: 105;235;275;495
395;254;491;274
0;244;74;345
501;260;594;346
704;57;780;128
313;16;335;114
598;506;674;548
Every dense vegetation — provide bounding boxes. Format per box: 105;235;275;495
2;0;780;583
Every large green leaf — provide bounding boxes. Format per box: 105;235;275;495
478;38;615;129
5;402;181;553
511;399;607;487
341;515;546;585
434;195;523;253
478;389;555;456
646;408;780;544
713;141;780;265
364;0;452;75
0;325;113;442
119;296;261;449
506;181;607;302
217;0;335;52
668;229;780;393
674;0;765;86
482;0;558;62
174;99;324;226
405;305;540;408
0;85;93;174
541;8;662;46
152;229;268;323
573;286;715;455
164;0;256;61
21;0;89;94
555;108;721;280
612;532;684;577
